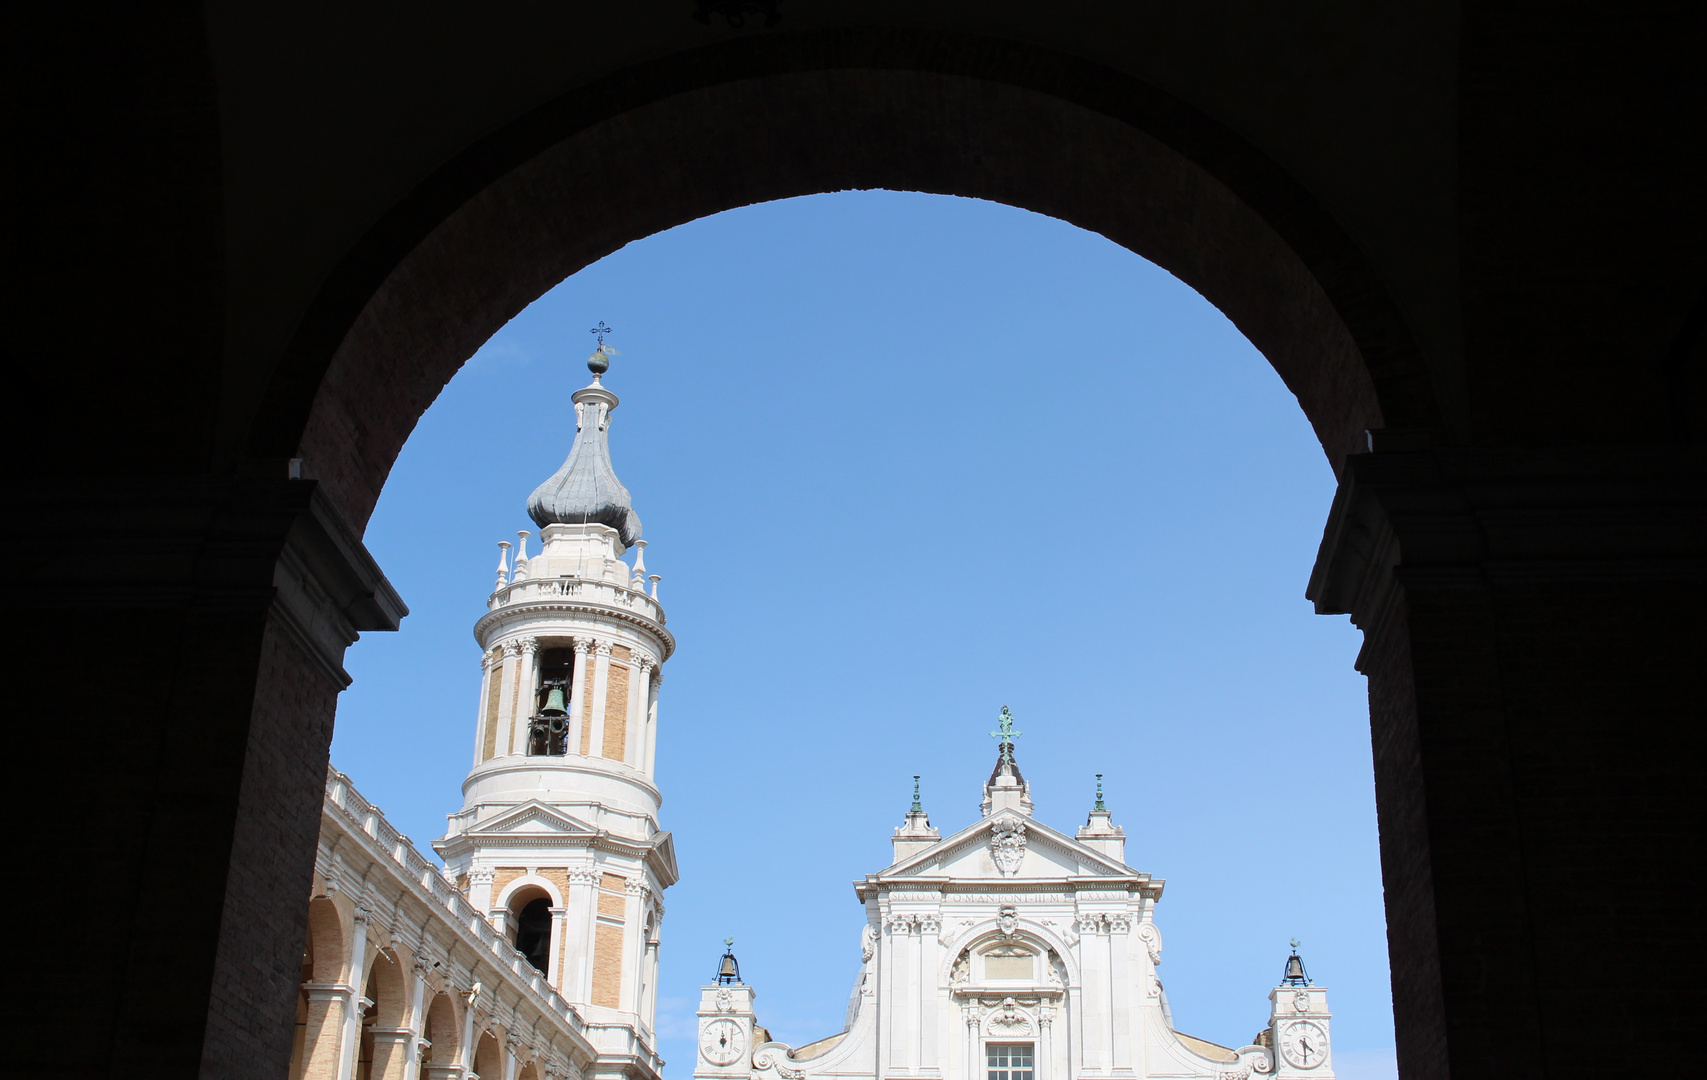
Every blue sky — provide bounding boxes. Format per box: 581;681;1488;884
330;191;1395;1080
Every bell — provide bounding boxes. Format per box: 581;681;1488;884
716;938;741;984
542;686;568;715
1284;954;1305;981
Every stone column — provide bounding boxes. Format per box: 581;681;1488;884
962;1004;980;1080
623;657;651;765
587;640;613;758
918;912;940;1074
468;868;495;915
402;957;431;1080
1077;915;1108;1073
887;915;912;1071
564;867;599;1004
642;665;662;775
458;993;480;1076
545;906;567;990
472;652;496;767
619;880;649;1013
505;638;538;756
502;1036;522;1080
1038;1006;1054;1080
565;637;591;755
1108;914;1132;1073
491;641;522;761
640;934;660;1034
338;909;373;1080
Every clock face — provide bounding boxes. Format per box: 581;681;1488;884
1279;1020;1328;1069
701;1018;746;1066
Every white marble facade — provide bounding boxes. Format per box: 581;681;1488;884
693;723;1333;1080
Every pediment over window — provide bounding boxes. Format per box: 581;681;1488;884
464;800;597;838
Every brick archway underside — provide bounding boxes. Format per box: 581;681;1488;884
260;31;1437;533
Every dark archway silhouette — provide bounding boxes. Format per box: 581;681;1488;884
10;12;1700;1080
249;31;1437;533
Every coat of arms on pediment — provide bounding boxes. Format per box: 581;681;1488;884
878;815;1138;881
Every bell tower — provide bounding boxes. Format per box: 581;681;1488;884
435;334;676;1069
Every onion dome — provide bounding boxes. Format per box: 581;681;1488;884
525;369;643;546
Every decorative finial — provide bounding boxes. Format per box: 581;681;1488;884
1093;773;1107;812
910;775;923;814
587;321;619;376
725;935;735;948
990;705;1023;764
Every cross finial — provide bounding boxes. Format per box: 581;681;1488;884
1093;773;1107;812
586;321;619;376
990;705;1023;764
910;775;923;814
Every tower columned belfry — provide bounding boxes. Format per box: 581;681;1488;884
435;335;675;1080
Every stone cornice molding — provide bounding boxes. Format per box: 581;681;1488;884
1307;446;1706;633
473;600;675;660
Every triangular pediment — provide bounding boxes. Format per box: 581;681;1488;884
464;800;597;838
877;813;1137;883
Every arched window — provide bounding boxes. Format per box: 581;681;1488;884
514;897;553;974
529;647;574;755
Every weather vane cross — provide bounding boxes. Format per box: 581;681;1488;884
990;705;1023;764
590;320;612;345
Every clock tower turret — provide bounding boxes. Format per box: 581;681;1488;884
1267;944;1334;1077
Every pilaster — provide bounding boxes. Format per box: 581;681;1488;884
565;636;591;755
505;638;539;756
588;640;613;758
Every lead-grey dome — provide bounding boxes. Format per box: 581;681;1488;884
526;379;643;546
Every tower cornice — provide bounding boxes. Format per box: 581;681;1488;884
474;594;675;659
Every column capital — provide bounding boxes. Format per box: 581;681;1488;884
520;636;540;655
593;639;613;658
502;640;524;658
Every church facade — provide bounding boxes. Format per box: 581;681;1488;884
692;719;1334;1080
290;344;675;1080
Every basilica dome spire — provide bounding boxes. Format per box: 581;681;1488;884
525;337;643;546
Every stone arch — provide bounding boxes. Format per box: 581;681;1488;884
423;992;462;1067
472;1030;503;1080
943;925;1079;986
516;1061;541;1080
494;876;563;913
251;27;1435;533
305;896;347;984
366;949;408;1029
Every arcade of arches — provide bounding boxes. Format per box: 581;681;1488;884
6;6;1702;1080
